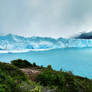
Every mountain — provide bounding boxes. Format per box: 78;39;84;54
74;32;92;39
1;34;92;50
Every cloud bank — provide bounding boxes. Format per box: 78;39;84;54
0;0;92;38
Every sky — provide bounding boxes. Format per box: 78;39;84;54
0;0;92;38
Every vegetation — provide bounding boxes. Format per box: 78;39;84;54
0;62;42;92
36;69;92;92
0;59;92;92
11;59;33;68
11;59;38;68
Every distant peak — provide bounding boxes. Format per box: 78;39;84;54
74;31;92;39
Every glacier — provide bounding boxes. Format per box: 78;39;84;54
0;34;92;50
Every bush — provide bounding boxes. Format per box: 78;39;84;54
33;62;37;67
36;69;92;92
0;63;28;92
0;62;43;92
0;62;28;81
11;59;33;68
47;65;52;70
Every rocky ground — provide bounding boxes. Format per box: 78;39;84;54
21;68;40;81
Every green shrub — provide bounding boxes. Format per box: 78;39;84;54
11;59;33;68
47;65;52;70
36;69;92;92
0;62;43;92
0;62;28;81
33;62;37;67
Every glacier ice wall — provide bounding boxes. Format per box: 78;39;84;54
0;34;92;50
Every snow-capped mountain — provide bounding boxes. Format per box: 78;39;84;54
0;34;92;50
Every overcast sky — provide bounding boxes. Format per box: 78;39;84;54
0;0;92;38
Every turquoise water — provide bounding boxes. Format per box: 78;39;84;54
0;48;92;78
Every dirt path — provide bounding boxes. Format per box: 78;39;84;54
21;68;40;81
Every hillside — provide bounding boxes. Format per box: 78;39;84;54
0;59;92;92
0;62;43;92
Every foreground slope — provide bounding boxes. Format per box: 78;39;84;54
11;59;92;92
0;62;42;92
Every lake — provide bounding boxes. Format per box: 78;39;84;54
0;48;92;78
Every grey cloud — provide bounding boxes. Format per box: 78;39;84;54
0;0;92;38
